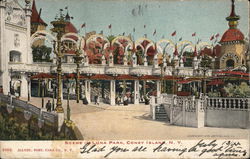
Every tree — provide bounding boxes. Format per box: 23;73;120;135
32;45;52;62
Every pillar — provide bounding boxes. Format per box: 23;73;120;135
134;80;139;104
101;54;106;65
144;55;148;66
20;74;28;98
132;53;137;67
153;54;158;68
156;80;161;97
110;80;116;106
85;80;91;103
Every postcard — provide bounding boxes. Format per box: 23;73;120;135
0;0;249;158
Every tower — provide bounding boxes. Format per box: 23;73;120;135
217;0;246;69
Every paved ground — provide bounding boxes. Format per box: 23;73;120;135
21;97;250;140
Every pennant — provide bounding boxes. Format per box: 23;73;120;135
153;29;156;36
197;38;201;44
108;24;112;29
81;23;86;28
171;31;176;36
179;37;182;41
210;35;214;41
192;32;196;37
122;32;125;36
144;25;146;28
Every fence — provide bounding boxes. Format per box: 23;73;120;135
0;94;58;125
150;94;250;129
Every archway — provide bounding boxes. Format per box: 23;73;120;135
226;59;235;68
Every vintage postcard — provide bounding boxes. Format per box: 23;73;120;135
0;0;249;158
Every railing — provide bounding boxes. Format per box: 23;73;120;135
207;97;249;111
0;94;57;124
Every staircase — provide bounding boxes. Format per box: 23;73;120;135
155;104;169;121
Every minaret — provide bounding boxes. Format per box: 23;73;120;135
226;0;240;29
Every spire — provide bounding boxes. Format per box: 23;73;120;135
193;46;197;57
154;43;157;54
31;0;47;26
65;11;71;22
173;44;178;56
226;0;240;28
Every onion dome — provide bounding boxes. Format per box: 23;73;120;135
220;0;244;44
31;0;47;26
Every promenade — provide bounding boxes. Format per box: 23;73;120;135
21;97;249;140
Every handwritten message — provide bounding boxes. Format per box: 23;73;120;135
0;140;249;158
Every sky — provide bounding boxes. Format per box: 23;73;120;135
26;0;249;44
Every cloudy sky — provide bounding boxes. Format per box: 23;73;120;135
28;0;249;44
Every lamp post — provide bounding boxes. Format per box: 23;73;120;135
65;79;71;121
51;10;67;113
26;74;31;101
52;81;56;111
9;67;13;95
41;79;45;108
73;50;83;103
160;63;166;93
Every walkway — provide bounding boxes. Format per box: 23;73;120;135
22;97;250;140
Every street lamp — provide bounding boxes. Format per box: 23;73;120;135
73;49;83;103
26;74;31;101
51;81;56;111
9;67;13;95
41;79;45;108
51;9;67;113
65;79;71;121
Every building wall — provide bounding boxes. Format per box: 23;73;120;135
219;43;246;69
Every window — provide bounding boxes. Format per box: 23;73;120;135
226;59;234;68
9;51;21;62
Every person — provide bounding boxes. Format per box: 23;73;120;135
82;95;88;105
124;95;128;106
46;100;52;112
94;95;99;105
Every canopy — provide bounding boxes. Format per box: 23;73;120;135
116;75;138;80
30;73;55;79
214;71;250;76
90;74;114;80
140;75;160;80
177;80;191;84
207;79;224;86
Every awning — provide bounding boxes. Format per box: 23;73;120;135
177;80;191;84
63;73;89;79
163;75;182;80
30;73;55;79
207;79;224;85
140;75;160;80
90;74;114;80
214;71;250;76
116;75;138;80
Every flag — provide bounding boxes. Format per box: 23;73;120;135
133;28;135;32
179;37;182;41
122;32;125;36
215;33;220;38
192;32;196;37
81;23;86;28
153;29;156;36
108;24;112;29
144;25;146;28
171;31;176;36
210;35;214;41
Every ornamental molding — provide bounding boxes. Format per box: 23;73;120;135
5;1;26;28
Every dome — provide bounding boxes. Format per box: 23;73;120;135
65;22;77;33
220;28;244;43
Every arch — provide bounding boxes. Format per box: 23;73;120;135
9;50;21;62
226;59;235;68
176;40;193;56
86;34;109;46
156;39;175;56
31;30;56;45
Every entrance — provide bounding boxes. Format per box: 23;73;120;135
226;59;234;68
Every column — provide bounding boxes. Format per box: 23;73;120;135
85;80;91;103
110;80;116;106
134;80;139;104
20;74;28;98
156;80;161;97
